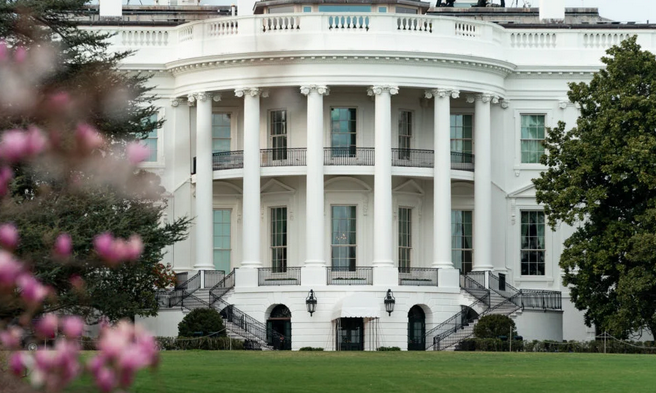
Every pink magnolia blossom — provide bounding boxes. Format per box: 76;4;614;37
0;250;22;287
48;92;70;111
35;314;58;339
0;326;23;349
75;123;104;152
60;316;84;338
25;126;47;156
126;142;150;164
53;233;72;258
9;352;27;376
0;128;47;163
125;235;144;261
14;46;27;63
17;274;49;306
95;367;117;393
0;223;19;250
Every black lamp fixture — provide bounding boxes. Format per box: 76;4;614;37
384;289;395;316
306;289;317;316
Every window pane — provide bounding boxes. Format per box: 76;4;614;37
452;210;473;274
520;211;545;276
213;209;231;271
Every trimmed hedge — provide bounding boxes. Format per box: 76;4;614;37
156;336;244;350
377;346;401;351
299;347;324;351
457;338;656;354
178;308;226;338
456;338;524;352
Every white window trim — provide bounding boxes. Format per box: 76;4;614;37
267;108;290;149
395;108;415;149
211;207;233;273
324;102;363;148
212;107;240;152
450;111;475;156
513;108;554;172
140;107;165;169
393;195;422;268
513;203;555;284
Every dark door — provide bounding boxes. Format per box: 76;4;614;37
337;318;364;351
267;305;291;350
408;306;426;351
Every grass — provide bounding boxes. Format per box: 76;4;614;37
112;351;656;393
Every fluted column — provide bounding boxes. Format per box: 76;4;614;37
368;85;399;267
301;85;330;267
235;88;267;268
472;93;494;271
426;88;459;269
191;92;215;270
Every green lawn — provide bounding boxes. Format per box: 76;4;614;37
115;351;656;393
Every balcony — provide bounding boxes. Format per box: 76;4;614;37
327;267;373;285
192;148;475;173
398;267;439;286
258;267;302;286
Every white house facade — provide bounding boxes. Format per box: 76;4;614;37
80;0;656;350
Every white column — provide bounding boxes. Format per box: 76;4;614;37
191;92;215;270
301;85;329;267
235;88;266;268
368;85;399;267
473;93;494;271
427;88;459;269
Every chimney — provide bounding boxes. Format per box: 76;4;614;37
99;0;122;17
539;0;565;21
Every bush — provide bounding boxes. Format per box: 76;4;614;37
156;336;243;350
299;347;324;351
456;338;524;352
473;314;517;339
178;308;226;338
377;347;401;351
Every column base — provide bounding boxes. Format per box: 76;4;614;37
240;261;262;269
437;267;460;289
235;267;258;288
301;266;327;287
472;266;494;272
193;263;214;270
431;261;455;269
373;266;398;287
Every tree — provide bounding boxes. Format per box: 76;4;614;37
534;36;656;338
178;308;226;338
473;314;517;339
0;2;189;323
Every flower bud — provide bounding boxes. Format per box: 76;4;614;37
0;223;19;250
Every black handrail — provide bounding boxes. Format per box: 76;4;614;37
214;298;268;344
327;266;373;285
520;289;562;310
260;148;306;167
209;269;235;304
460;274;490;303
258;267;302;286
451;151;475;171
204;270;225;288
324;147;375;166
213;150;244;170
398;267;439;286
391;148;433;168
169;271;201;307
426;294;489;350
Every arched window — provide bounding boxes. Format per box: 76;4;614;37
408;305;426;351
267;304;291;350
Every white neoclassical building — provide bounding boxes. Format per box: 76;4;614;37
81;0;655;350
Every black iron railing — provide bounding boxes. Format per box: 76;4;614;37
174;272;188;288
460;274;491;303
213;150;244;170
215;298;268;344
489;273;522;307
391;148;433;168
426;295;489;350
398;267;439;286
169;271;201;307
324;147;375;166
258;267;302;286
261;148;306;167
204;270;225;288
520;289;562;310
327;266;373;285
451;152;475;171
209;269;235;305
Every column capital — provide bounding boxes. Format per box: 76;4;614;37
425;88;459;100
367;85;399;96
187;92;214;105
501;100;510;109
235;87;268;98
466;93;494;104
170;98;180;107
300;85;330;96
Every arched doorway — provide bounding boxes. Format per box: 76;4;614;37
408;305;426;351
267;304;291;350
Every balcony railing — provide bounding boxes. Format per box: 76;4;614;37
203;270;225;288
327;266;373;285
520;289;562;310
324;147;375;166
398;267;439;286
193;148;476;173
261;148;306;167
258;267;302;286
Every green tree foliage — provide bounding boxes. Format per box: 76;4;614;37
0;2;189;323
534;36;656;338
178;308;226;338
473;314;517;339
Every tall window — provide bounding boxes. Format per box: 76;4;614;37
331;108;357;157
521;211;545;276
331;206;356;271
270;110;287;160
398;110;412;160
450;114;473;164
398;207;412;272
271;207;287;273
212;113;231;152
213;209;231;273
142;114;158;162
452;210;473;274
521;115;546;163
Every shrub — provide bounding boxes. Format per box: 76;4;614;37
299;347;324;351
156;336;243;350
473;314;517;339
178;308;226;338
456;338;524;352
376;346;401;351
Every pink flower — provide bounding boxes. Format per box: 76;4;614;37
0;325;23;349
48;92;70;110
94;232;117;263
17;274;49;306
60;316;84;338
53;233;72;258
14;46;27;63
25;126;47;156
125;235;143;261
0;128;46;163
9;352;27;376
0;223;19;250
95;367;117;393
0;250;22;287
126;142;150;164
35;314;58;339
75;123;104;152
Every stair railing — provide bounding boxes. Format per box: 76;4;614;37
488;273;522;308
425;292;489;351
213;297;268;345
168;271;202;307
460;274;490;304
209;269;235;304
